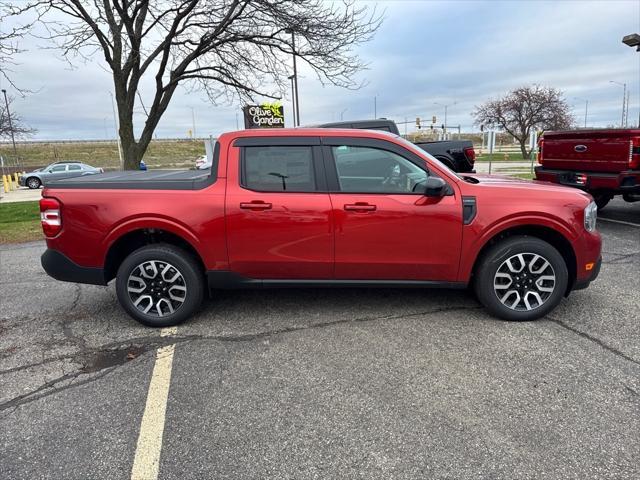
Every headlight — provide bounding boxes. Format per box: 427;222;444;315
584;201;597;232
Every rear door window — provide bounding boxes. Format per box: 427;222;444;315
242;146;316;192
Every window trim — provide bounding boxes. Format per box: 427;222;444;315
239;144;327;193
321;138;439;195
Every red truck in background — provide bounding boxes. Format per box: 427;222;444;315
535;129;640;210
40;128;601;327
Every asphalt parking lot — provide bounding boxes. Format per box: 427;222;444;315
0;198;638;479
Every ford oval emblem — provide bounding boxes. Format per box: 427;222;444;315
574;144;588;152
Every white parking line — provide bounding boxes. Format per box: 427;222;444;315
599;217;640;228
130;326;177;480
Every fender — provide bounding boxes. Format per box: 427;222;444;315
102;215;206;264
458;212;579;282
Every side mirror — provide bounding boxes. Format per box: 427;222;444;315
423;176;447;197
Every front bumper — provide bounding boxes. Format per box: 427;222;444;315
573;255;601;291
41;249;106;286
535;167;640;193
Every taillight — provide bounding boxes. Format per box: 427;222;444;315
537;138;544;164
463;147;476;163
630;137;640;169
40;197;62;237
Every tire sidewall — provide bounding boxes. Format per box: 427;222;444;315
115;244;204;327
27;177;41;189
475;236;568;321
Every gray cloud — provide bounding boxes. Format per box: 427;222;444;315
1;0;638;140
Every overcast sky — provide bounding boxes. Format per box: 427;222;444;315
1;0;639;140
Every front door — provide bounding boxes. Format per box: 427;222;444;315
225;139;334;279
323;139;463;281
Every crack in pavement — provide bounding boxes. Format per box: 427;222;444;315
546;316;640;368
0;304;480;412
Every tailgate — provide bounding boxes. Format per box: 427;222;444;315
541;131;631;172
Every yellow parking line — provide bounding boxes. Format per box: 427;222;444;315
130;326;178;480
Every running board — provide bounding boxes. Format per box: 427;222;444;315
207;271;466;290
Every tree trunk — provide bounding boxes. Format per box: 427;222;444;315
519;141;529;160
119;133;143;170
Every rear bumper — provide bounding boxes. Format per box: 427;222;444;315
41;249;107;286
535;167;640;193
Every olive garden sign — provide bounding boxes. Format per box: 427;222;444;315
243;102;285;128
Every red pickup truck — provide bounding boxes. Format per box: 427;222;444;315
40;128;601;327
535;128;640;209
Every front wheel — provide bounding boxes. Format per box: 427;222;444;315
26;177;41;189
593;193;612;210
115;244;204;327
474;236;568;321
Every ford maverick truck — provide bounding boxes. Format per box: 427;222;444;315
40;128;601;327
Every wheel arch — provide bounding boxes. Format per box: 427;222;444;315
470;224;577;295
104;228;205;283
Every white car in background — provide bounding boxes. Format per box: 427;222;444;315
195;155;210;170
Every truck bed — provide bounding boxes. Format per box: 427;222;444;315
48;169;213;190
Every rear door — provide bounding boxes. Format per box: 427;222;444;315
542;131;630;172
322;137;463;281
225;137;334;279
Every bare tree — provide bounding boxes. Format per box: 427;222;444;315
14;0;382;169
0;94;36;139
473;85;574;159
0;2;36;92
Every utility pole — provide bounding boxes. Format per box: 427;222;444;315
609;81;627;127
1;89;18;162
434;101;456;138
374;95;377;118
573;97;589;128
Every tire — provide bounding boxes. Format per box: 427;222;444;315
26;177;41;189
593;193;612;211
115;244;204;327
436;156;457;172
473;236;568;321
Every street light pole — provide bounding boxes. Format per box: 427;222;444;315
289;31;300;126
609;81;627;127
621;33;640;127
1;89;18;162
374;95;377;118
288;75;297;127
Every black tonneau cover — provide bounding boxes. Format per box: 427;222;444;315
48;169;213;190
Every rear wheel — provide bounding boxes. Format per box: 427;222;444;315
115;244;204;327
593;192;612;210
26;177;41;189
474;236;568;321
